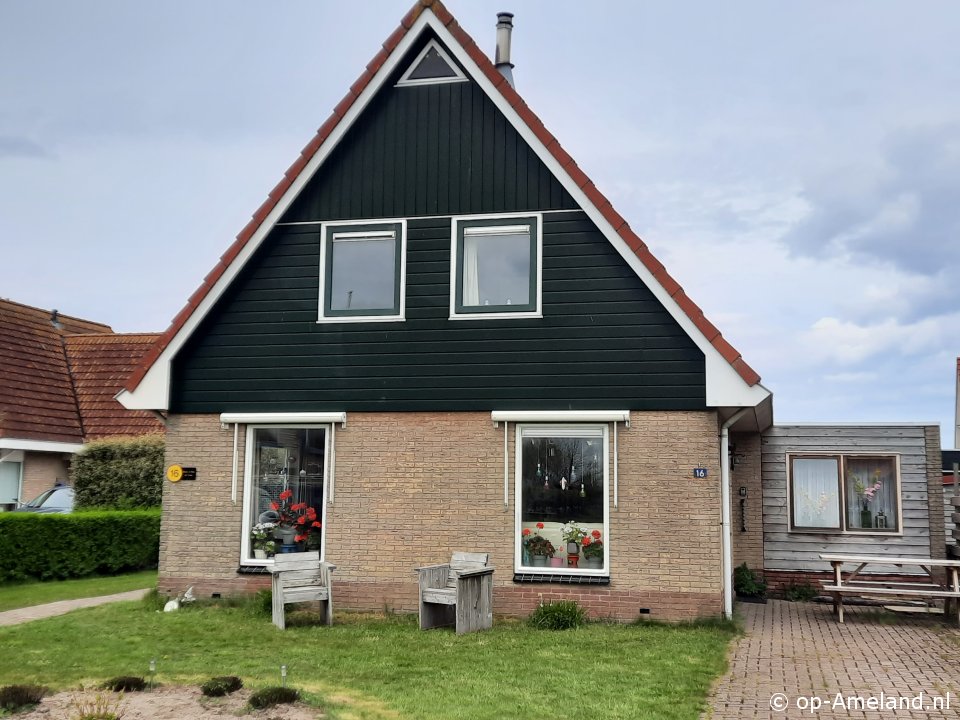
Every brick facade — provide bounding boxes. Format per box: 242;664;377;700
20;451;71;502
159;411;724;621
729;432;763;571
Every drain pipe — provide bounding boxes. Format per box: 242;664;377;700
720;408;749;619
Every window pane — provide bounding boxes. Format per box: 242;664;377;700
462;230;530;309
845;457;898;531
519;428;605;571
408;46;458;80
250;428;325;559
791;458;841;529
329;236;396;312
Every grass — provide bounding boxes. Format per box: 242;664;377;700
0;570;157;612
0;598;735;720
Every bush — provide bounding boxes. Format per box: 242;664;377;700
733;563;767;599
253;589;273;616
72;435;164;510
200;676;243;697
782;582;818;602
528;600;587;630
0;684;47;711
68;692;126;720
0;510;160;582
248;687;299;709
101;676;146;693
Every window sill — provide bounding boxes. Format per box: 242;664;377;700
513;572;610;585
449;311;541;321
237;565;271;575
789;529;903;537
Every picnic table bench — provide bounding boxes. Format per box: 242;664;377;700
819;553;960;624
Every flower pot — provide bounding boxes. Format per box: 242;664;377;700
566;542;580;556
531;555;548;567
549;556;564;568
860;509;872;529
253;549;267;560
583;557;603;570
275;526;297;545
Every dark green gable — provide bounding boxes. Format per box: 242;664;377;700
169;33;706;413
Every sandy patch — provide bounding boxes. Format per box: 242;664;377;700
17;685;323;719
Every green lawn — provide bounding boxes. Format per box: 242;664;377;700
0;599;734;720
0;570;157;612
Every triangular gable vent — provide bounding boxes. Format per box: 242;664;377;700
396;38;467;86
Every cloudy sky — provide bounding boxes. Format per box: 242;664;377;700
1;1;957;441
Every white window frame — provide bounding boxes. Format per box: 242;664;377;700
395;39;469;87
514;423;610;576
787;452;904;536
239;424;332;567
317;218;407;324
450;212;543;320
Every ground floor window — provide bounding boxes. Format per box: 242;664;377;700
515;424;608;573
789;454;900;533
243;426;328;563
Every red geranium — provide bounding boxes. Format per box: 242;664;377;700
591;529;601;539
536;522;544;529
522;528;531;537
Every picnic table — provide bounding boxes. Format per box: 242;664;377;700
819;553;960;624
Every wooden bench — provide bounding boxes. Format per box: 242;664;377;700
819;553;960;625
416;551;494;634
268;551;335;630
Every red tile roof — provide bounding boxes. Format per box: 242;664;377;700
0;299;162;444
64;334;165;440
124;0;761;393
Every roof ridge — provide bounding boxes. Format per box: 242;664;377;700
0;298;112;331
123;0;761;394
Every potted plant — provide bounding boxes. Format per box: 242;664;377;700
560;521;587;556
851;471;882;529
523;522;555;567
581;530;603;569
733;562;767;603
270;489;321;550
251;522;277;559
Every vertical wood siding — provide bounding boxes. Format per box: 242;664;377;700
280;34;576;223
170;212;705;412
762;425;936;573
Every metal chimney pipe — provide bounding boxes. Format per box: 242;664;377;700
495;12;515;87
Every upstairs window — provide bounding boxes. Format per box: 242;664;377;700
451;215;541;319
320;221;405;322
396;39;467;87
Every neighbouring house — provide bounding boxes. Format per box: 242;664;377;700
944;449;960;556
755;423;945;590
0;299;163;508
118;0;773;621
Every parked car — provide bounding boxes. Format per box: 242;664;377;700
13;486;74;514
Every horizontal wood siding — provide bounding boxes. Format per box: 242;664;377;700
281;33;576;223
170;212;705;412
762;425;936;574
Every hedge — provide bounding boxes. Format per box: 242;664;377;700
72;435;164;509
0;510;160;582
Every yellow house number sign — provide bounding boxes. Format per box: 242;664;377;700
166;465;184;482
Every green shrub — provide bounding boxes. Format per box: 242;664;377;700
528;600;587;630
248;686;299;709
782;582;818;602
67;692;125;720
200;676;243;697
72;435;164;510
102;676;146;692
733;563;767;599
253;589;273;616
0;684;47;711
0;510;160;582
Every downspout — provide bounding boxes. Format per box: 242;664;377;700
720;408;749;620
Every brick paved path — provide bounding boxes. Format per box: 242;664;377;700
0;588;151;626
706;600;960;718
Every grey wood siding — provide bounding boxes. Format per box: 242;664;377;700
762;425;936;574
170;212;706;412
281;33;577;223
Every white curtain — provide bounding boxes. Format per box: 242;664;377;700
462;235;481;306
792;458;841;528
